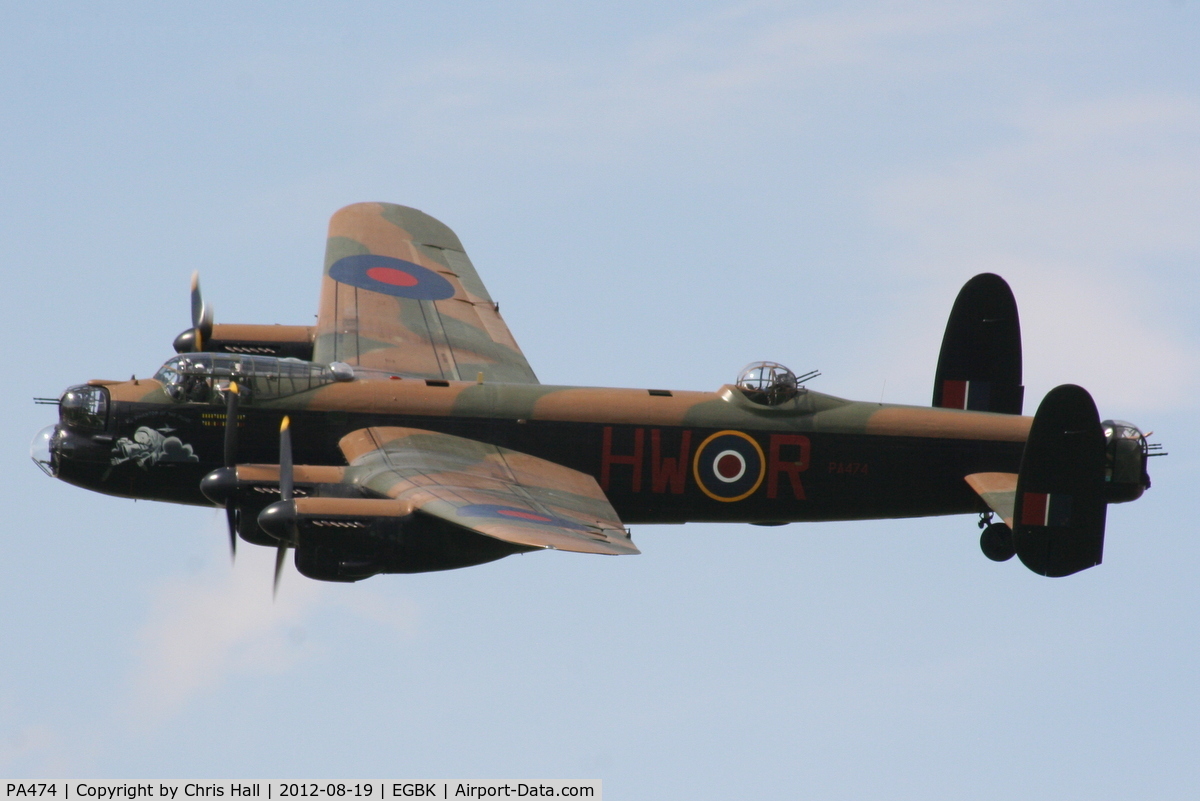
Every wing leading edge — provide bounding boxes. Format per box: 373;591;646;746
313;203;538;383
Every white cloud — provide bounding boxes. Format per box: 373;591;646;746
871;93;1200;412
122;521;424;729
879;94;1200;263
124;536;325;727
368;1;998;158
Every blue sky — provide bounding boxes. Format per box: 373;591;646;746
3;2;1198;798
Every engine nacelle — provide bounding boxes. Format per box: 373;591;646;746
174;323;315;360
256;496;537;581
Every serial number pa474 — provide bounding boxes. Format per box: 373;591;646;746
7;787;58;797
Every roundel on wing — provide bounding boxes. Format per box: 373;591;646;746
457;503;592;532
692;430;766;502
328;254;456;300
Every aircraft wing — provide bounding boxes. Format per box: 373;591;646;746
964;472;1018;529
336;427;637;556
312;202;538;383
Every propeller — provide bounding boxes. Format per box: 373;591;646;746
221;381;240;559
198;381;243;560
257;416;297;597
173;271;214;353
274;415;295;596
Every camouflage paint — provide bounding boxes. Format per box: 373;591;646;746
39;201;1142;582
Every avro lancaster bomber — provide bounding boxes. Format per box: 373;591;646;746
32;203;1157;590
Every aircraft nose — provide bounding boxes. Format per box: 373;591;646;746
31;424;59;477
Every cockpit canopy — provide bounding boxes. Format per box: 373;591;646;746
154;354;343;404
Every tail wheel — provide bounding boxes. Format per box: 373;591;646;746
980;522;1015;562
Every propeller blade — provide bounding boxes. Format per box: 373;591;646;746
199;302;213;341
190;271;203;329
279;416;293;502
273;543;289;597
189;271;213;350
272;416;295;597
225;503;238;560
219;381;242;561
223;382;240;468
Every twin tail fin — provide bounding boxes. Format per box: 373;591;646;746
933;273;1024;414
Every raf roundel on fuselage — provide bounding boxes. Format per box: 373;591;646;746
693;430;767;503
328;254;456;300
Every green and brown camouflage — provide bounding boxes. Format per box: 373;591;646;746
314;202;537;382
34;203;1154;584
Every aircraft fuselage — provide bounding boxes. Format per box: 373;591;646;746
46;375;1029;527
